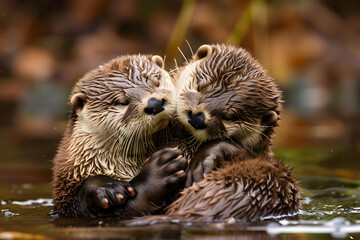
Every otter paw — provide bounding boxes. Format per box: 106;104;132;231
186;153;217;186
82;175;136;211
185;141;242;187
129;148;187;209
151;147;188;186
135;148;188;191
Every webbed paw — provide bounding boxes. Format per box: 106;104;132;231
81;175;136;212
131;147;188;206
149;147;187;187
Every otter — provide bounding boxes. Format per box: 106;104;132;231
52;54;187;218
144;44;301;222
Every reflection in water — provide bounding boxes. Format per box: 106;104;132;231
1;179;360;240
263;218;360;238
11;198;53;207
0;149;360;239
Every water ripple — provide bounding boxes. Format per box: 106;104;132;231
10;198;53;207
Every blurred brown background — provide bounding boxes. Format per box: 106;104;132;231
0;0;359;185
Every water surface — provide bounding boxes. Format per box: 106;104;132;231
1;146;360;239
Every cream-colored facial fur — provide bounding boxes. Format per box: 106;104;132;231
63;55;176;181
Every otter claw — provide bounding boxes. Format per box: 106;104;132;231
116;194;125;204
176;170;185;175
102;198;109;209
127;187;136;197
82;175;136;212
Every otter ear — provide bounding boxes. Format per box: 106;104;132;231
261;110;279;126
195;44;212;60
152;55;164;69
71;93;86;111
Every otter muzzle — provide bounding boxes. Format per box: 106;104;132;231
144;98;165;115
187;111;207;130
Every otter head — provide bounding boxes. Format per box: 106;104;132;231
70;54;175;157
175;44;282;154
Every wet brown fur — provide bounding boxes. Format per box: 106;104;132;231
162;44;301;221
173;44;282;159
52;54;177;217
166;157;300;221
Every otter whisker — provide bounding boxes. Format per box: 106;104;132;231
110;137;121;161
120;124;139;159
177;47;189;64
185;39;194;56
100;128;122;147
143;130;152;153
133;124;149;158
243;121;273;128
243;123;270;141
156;124;171;147
174;58;179;70
170;120;183;134
168;68;176;75
187;135;198;145
171;120;180;128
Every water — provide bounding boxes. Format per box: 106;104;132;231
1;146;360;239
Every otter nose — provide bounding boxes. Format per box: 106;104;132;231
187;111;206;130
144;98;165;115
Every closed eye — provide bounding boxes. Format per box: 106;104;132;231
112;97;129;106
222;112;238;121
